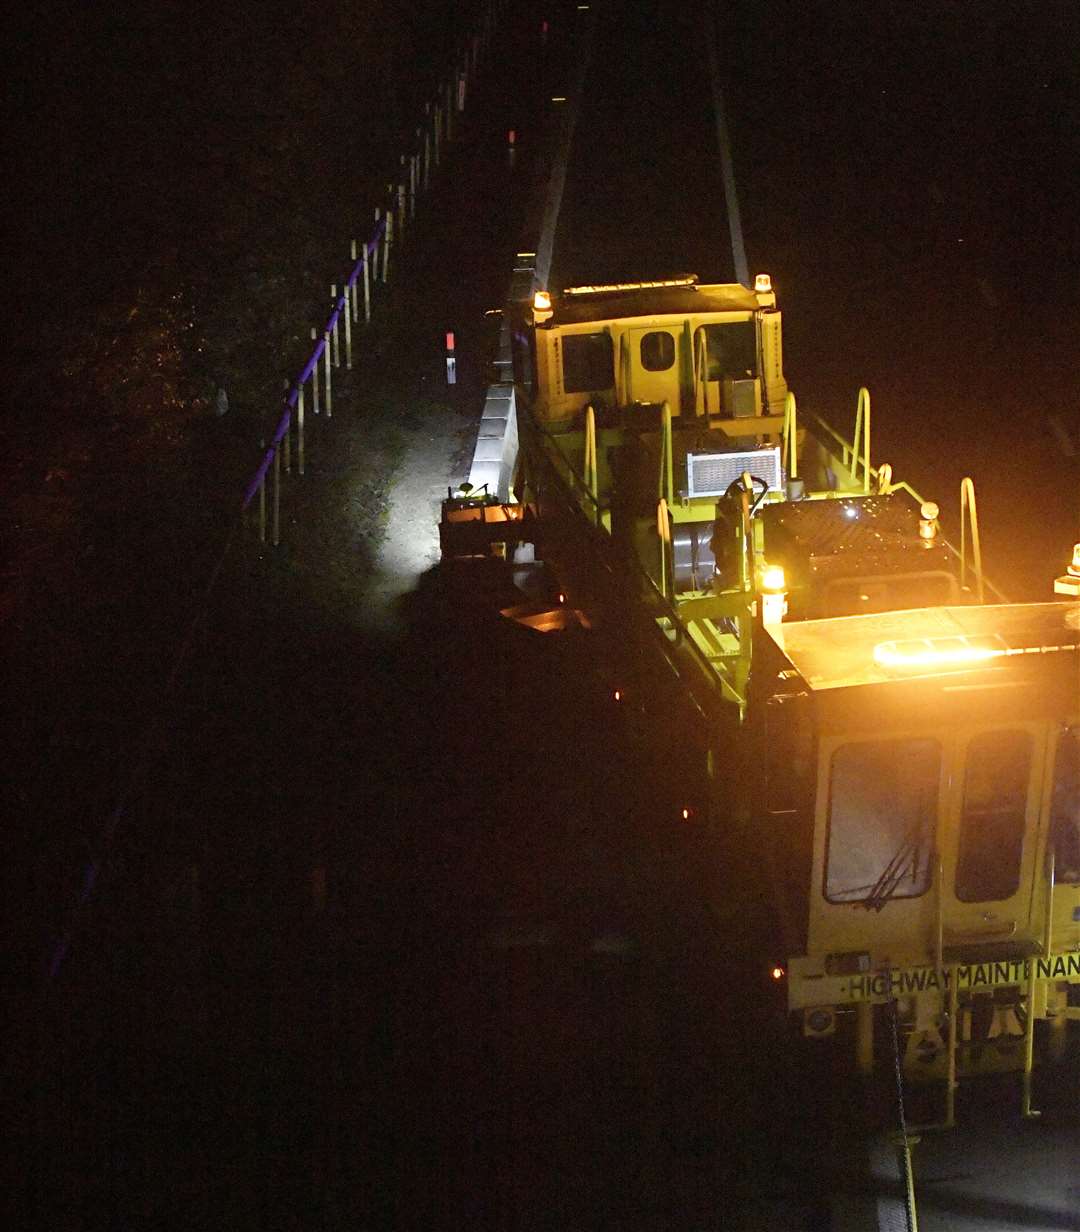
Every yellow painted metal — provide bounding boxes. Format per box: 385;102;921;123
851;386;872;493
877;462;893;494
1022;960;1041;1118
855;1001;874;1075
782;391;798;480
657;498;672;600
902;1140;921;1232
737;472;753;593
708;413;786;437
660;401;674;507
934;853;945;979
694;328;710;415
959;477;985;603
584;405;598;513
945;965;958;1129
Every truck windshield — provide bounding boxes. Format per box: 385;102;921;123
825;738;940;904
955;729;1032;902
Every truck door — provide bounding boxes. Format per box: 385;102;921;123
940;722;1051;952
625;326;683;409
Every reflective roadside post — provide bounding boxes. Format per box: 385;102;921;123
330;286;341;368
344;280;353;370
362;239;371;323
258;439;267;543
272;438;281;547
323;324;332;418
297;384;305;476
282;379;291;473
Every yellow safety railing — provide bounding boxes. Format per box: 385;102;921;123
694;330;710;415
804;404;925;504
782;391;798;480
659;401;675;507
851;385;872;493
584;404;598;511
657;497;672;600
959;477;985;603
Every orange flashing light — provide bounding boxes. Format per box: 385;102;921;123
754;273;772;293
613;689;622;702
919;500;940;542
760;564;785;593
873;638;1005;670
770;966;785;981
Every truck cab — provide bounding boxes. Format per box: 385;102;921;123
765;602;1080;1089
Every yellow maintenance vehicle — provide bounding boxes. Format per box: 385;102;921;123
441;272;1080;1116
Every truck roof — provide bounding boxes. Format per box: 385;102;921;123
540;281;761;328
767;601;1079;692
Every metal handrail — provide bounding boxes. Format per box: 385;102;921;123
584;404;598;511
782;391;798;480
851;385;872;493
793;405;1011;603
659;401;675;506
657;498;672;600
959;477;985;603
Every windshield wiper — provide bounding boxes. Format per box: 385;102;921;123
861;827;924;913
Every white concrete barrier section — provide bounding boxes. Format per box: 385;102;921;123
467;383;518;502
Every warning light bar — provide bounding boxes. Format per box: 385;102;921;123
873;636;1006;670
563;276;698;296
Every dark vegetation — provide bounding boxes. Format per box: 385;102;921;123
6;5;499;1224
6;0;467;929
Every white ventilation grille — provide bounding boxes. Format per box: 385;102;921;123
686;446;782;498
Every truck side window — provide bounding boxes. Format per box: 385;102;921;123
825;738;939;904
562;332;613;394
955;729;1031;902
640;330;675;372
697;321;756;381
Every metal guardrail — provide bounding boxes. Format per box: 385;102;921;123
240;0;504;546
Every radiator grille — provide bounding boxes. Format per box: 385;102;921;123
686;446;782;499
